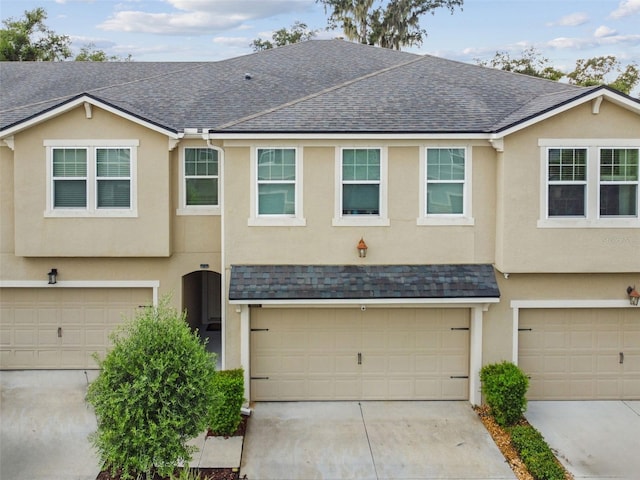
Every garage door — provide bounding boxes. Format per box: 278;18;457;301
0;288;152;369
250;307;470;401
519;308;640;400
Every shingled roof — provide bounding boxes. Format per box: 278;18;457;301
228;264;500;301
0;39;621;135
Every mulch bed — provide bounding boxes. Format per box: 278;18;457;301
475;405;573;480
96;416;248;480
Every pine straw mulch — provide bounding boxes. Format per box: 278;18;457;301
474;405;574;480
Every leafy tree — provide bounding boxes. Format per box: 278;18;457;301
567;56;639;95
75;42;132;62
86;299;217;479
477;47;563;81
0;7;71;61
318;0;464;50
251;21;317;51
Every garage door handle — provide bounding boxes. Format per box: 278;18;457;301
57;327;62;338
357;352;362;365
620;352;624;364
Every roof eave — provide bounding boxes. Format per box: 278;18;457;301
0;93;180;139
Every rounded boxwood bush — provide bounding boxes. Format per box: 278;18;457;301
86;298;217;479
480;361;529;427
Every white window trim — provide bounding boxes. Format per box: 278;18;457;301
538;139;640;228
333;146;389;227
598;147;639;220
248;146;306;227
44;139;138;218
177;146;221;216
417;146;474;226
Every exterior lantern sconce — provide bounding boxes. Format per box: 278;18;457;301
627;286;639;306
357;238;368;258
47;268;58;285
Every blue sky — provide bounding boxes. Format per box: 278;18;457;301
2;0;639;82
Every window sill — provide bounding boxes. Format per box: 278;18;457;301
417;217;474;226
248;217;307;227
44;209;138;218
332;216;390;227
176;207;221;216
537;218;640;228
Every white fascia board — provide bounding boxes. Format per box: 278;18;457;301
0;280;159;288
0;96;179;139
230;297;499;308
510;299;632;309
492;89;640;140
211;132;492;141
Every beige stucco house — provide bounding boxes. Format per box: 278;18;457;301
1;40;638;405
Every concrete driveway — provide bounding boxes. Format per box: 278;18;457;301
0;370;101;480
240;401;516;480
526;401;640;480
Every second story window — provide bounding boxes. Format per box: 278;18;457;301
426;148;466;215
184;148;218;206
341;148;380;215
547;148;587;217
600;148;638;217
46;140;138;217
257;148;296;215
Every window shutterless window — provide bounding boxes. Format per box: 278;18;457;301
184;148;218;206
52;148;88;208
257;148;296;215
547;148;587;217
599;148;638;217
426;148;465;215
342;148;380;215
45;140;138;217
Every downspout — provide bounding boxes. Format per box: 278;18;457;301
202;132;226;370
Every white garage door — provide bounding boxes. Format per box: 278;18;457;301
250;307;470;401
0;288;152;369
519;308;640;400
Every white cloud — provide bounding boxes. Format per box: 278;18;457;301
546;12;589;27
594;26;617;38
99;0;314;35
610;0;640;19
212;36;252;48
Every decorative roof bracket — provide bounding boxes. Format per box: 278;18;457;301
489;138;504;152
592;95;604;114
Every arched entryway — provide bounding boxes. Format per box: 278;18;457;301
182;270;222;368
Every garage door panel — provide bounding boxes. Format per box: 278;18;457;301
1;288;152;369
519;308;639;400
251;308;469;401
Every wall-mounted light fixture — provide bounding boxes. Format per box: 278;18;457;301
627;286;639;306
357;238;368;258
47;268;58;285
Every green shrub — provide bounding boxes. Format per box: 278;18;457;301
510;425;566;480
86;298;217;479
480;361;529;427
209;368;245;436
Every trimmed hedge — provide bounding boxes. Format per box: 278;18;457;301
209;368;245;436
480;361;529;427
510;425;566;480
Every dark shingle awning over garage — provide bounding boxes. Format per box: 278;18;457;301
228;264;500;302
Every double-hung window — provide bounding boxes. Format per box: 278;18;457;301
334;147;388;226
249;147;305;226
599;148;638;217
46;140;137;217
184;148;219;207
539;139;639;227
419;147;472;225
547;148;587;217
342;148;380;215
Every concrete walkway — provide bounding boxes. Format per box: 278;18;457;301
240;401;516;480
526;401;640;480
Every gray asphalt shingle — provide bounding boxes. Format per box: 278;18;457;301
228;264;500;301
1;40;608;135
